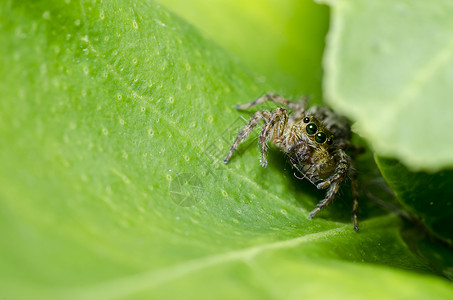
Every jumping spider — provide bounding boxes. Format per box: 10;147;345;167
224;93;360;231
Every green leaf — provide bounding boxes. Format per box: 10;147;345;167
2;1;453;299
322;0;453;171
376;156;453;244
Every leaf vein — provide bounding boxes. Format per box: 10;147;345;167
68;216;394;300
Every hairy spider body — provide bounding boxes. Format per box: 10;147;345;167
224;93;360;231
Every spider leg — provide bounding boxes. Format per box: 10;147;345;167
349;162;360;231
313;176;360;232
311;150;360;231
309;180;342;219
259;107;288;167
223;110;271;164
309;151;348;217
235;93;308;113
316;150;349;189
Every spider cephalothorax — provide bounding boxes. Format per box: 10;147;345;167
224;93;360;231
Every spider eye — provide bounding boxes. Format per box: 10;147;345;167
315;132;327;143
326;137;334;145
305;123;317;135
303;117;310;123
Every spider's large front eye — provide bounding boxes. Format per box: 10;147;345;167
315;132;327;143
305;123;317;135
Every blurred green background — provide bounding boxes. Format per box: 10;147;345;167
160;0;329;99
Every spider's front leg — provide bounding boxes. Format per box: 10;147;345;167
259;107;288;168
223;110;271;164
224;107;289;169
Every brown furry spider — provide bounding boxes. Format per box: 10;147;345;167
224;93;360;231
